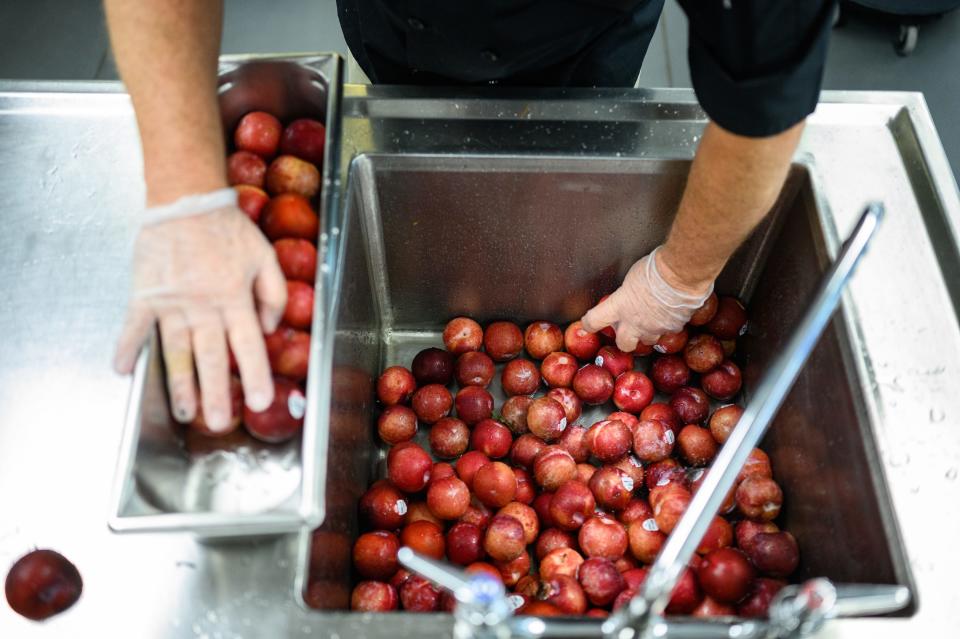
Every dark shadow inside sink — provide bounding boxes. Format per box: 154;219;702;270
303;153;916;618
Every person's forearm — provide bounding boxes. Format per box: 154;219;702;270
104;0;226;206
658;120;805;290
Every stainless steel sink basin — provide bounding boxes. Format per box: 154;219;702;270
300;151;916;623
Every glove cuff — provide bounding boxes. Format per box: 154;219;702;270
645;246;714;311
142;187;238;227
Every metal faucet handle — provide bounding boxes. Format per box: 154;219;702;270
768;579;911;638
397;546;474;597
829;583;911;618
768;578;837;637
398;547;515;638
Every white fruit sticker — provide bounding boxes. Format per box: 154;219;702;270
642;518;659;532
396;500;408;516
665;429;676;445
507;594;525;610
288;390;307;419
622;476;635;491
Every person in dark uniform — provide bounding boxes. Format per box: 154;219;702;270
105;0;835;432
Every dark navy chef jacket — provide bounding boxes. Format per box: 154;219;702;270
337;0;836;137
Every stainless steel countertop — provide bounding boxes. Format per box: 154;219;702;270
0;82;958;638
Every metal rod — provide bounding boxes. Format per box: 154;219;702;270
829;584;911;618
510;616;770;639
397;547;473;595
603;202;885;638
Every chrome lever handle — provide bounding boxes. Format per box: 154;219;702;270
398;546;474;596
768;579;911;638
768;578;837;638
398;547;515;639
828;583;911;618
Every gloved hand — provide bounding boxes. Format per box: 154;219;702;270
113;188;287;432
581;246;713;352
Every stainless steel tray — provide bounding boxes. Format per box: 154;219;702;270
109;53;344;536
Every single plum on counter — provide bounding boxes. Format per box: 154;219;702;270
5;550;82;621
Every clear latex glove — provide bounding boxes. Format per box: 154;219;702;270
113;192;287;432
581;246;713;352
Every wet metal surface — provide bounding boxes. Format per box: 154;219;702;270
0;81;958;636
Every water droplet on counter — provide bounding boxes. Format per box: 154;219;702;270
888;451;910;467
